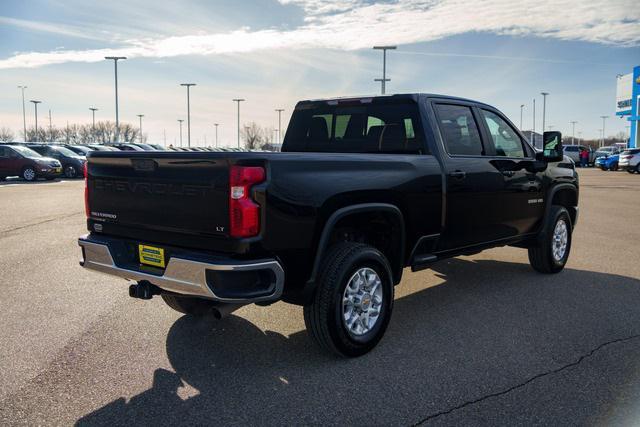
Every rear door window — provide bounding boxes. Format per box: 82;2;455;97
434;104;484;156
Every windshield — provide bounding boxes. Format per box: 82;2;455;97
69;146;92;154
134;143;156;150
11;145;42;158
52;146;83;157
283;101;425;154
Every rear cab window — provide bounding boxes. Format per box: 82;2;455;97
283;99;426;154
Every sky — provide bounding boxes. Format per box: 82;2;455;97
0;0;638;146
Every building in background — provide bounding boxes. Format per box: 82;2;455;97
616;65;639;148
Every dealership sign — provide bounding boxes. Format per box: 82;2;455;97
616;73;633;114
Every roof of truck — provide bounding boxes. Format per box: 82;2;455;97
297;93;492;108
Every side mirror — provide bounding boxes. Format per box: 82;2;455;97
542;131;563;162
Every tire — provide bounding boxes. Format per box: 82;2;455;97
161;294;215;316
528;206;572;274
627;168;635;174
599;165;606;171
303;242;394;357
636;164;640;174
64;165;77;178
612;163;619;171
22;166;36;181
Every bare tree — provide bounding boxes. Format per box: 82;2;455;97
0;126;14;142
26;126;47;142
241;122;268;150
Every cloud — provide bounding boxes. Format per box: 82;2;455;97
1;0;638;69
0;16;110;42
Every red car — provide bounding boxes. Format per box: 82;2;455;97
0;144;63;181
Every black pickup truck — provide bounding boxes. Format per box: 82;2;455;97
79;94;578;357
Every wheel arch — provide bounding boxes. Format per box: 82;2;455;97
545;183;578;231
308;203;406;287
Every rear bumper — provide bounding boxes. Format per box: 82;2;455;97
78;234;284;303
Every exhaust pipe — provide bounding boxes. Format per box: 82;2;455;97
210;302;247;320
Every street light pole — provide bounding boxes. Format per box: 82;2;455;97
570;121;577;145
540;92;549;134
104;56;126;142
233;99;245;148
30;100;41;141
373;46;396;95
18;86;27;141
89;108;98;143
275;108;284;144
180;83;196;147
519;104;524;130
532;98;536;147
177;119;184;147
214;123;219;148
600;116;608;147
137;114;144;143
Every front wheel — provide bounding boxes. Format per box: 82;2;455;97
304;242;394;357
22;166;36;181
611;163;619;171
528;206;572;274
64;165;77;178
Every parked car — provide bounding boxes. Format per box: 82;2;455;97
563;145;594;166
594;146;621;159
130;143;158;151
62;144;93;156
0;144;62;181
595;154;619;171
107;144;144;151
147;144;165;150
86;144;120;152
619;149;640;173
78;93;579;357
26;144;86;178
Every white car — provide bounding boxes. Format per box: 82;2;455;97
619;149;640;174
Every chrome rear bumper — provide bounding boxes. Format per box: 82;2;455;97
78;234;284;303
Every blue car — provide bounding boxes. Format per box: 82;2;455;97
595;154;619;171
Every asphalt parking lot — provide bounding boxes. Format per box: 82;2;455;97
1;168;639;426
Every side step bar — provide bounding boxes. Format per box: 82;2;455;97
411;254;437;272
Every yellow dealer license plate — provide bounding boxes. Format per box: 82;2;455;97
138;244;165;268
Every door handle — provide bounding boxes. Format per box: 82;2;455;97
501;170;515;177
448;170;466;180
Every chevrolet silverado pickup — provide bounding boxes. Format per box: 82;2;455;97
79;94;578;357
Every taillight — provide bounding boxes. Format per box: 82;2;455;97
229;165;265;238
84;162;90;218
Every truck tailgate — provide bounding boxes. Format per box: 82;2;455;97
87;154;229;239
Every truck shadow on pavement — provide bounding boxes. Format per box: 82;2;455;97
77;258;640;426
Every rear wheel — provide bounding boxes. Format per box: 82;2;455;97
304;242;394;357
612;163;619;171
528;206;572;274
161;294;215;316
22;166;36;181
